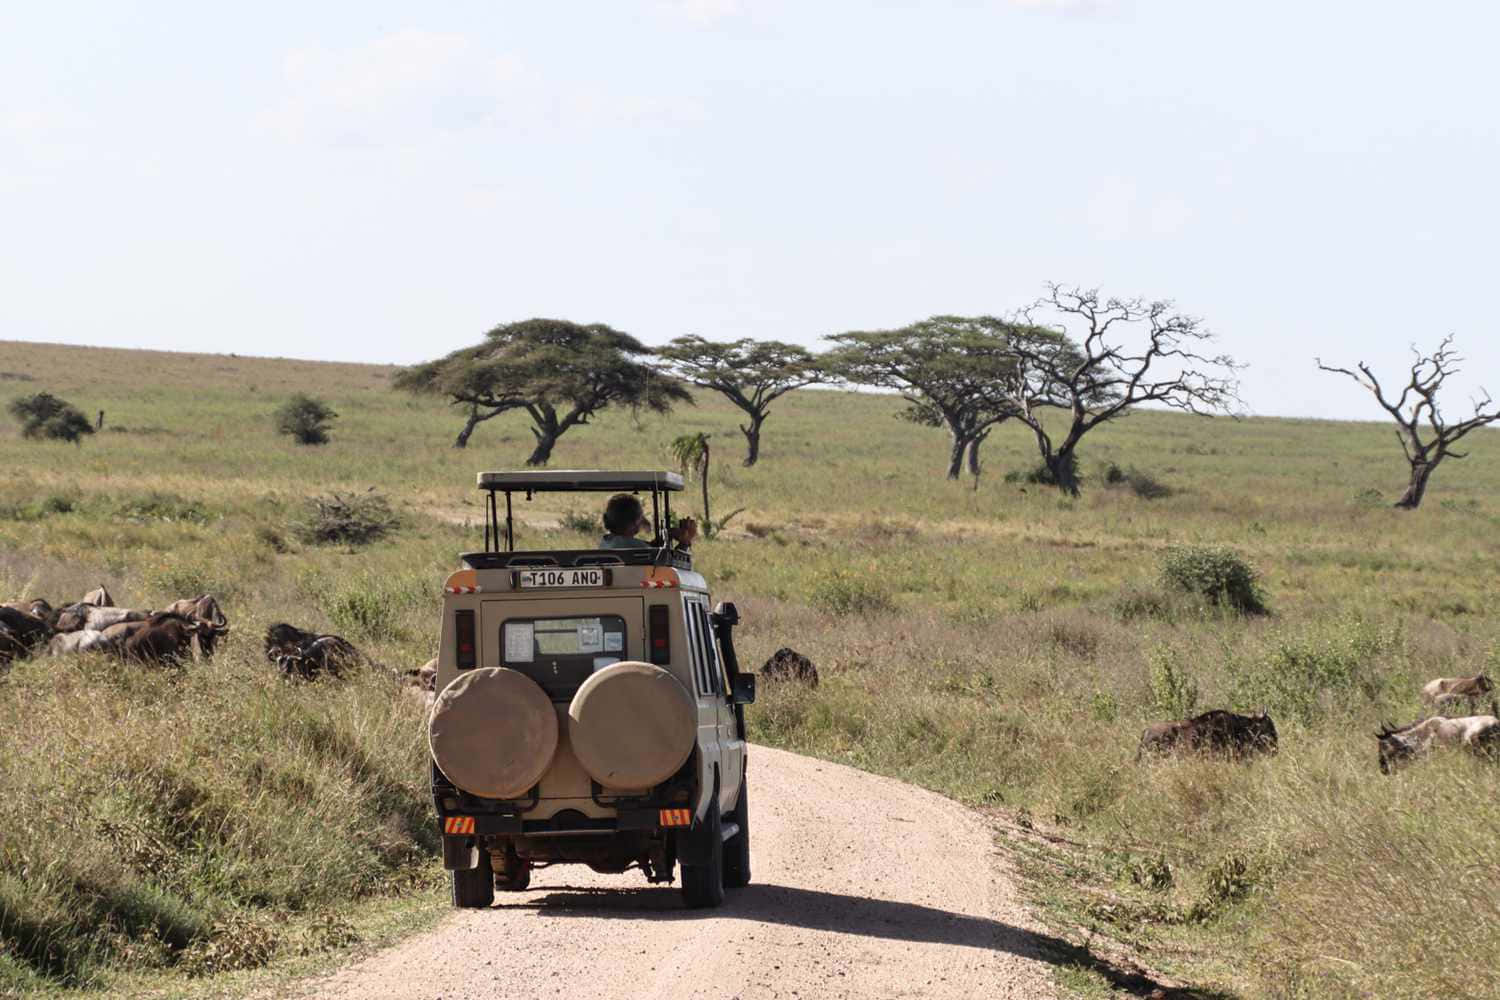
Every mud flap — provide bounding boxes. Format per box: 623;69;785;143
443;835;479;871
674;822;715;867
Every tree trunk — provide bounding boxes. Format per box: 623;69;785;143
1049;447;1081;497
1394;460;1437;509
700;443;711;530
526;424;560;466
967;431;988;478
454;404;482;449
946;434;969;480
740;414;763;467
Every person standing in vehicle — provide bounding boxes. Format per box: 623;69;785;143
600;493;697;549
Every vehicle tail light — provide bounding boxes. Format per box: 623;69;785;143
454;609;476;670
648;604;670;666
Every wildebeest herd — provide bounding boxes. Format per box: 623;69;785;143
0;584;420;690
1138;673;1498;773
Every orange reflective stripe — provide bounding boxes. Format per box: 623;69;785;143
444;815;475;835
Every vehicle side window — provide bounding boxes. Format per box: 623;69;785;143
684;602;709;695
693;603;725;696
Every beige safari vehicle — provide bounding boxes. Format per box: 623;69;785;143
429;471;754;909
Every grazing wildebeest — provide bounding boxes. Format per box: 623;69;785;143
49;629;122;656
166;594;230;657
118;612;203;665
1376;715;1500;774
1137;709;1279;761
0;606;54;655
1422;674;1495;714
264;623;361;679
760;647;819;687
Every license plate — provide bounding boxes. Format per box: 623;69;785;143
516;568;606;589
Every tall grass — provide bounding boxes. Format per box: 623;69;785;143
2;340;1499;996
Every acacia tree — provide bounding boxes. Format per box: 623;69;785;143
657;336;824;466
394;318;691;465
997;285;1242;496
827;317;1022;480
7;392;94;445
1317;336;1500;509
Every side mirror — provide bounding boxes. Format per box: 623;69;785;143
712;601;740;627
730;673;756;705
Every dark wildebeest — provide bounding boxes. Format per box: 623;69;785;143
117;612;203;665
760;647;819;687
165;594;230;657
0;606;54;657
3;598;55;625
264;623;361;680
1376;715;1500;774
1137;709;1279;761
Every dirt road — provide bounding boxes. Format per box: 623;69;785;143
297;746;1058;999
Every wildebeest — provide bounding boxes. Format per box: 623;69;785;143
49;628;122;656
0;606;54;656
1376;715;1500;774
165;594;230;657
1421;674;1495;714
1137;709;1279;761
3;598;55;624
79;585;114;607
77;606;150;632
264;623;361;679
117;612;203;665
760;647;819;687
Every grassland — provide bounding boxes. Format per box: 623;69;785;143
2;339;1499;998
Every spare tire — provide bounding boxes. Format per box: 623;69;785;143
568;661;697;790
429;667;558;799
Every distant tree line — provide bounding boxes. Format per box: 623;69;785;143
389;286;1496;509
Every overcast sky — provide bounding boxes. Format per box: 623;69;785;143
3;1;1497;420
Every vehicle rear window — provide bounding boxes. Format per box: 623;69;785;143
501;616;627;700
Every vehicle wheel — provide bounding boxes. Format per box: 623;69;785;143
680;797;726;909
723;780;751;889
451;846;494;908
495;863;531;892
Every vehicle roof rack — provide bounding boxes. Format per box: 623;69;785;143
477;470;684;493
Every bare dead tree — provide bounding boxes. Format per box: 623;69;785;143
1317;336;1500;509
1000;284;1243;496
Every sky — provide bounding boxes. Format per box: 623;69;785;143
3;0;1498;420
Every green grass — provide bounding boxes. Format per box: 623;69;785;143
2;339;1500;997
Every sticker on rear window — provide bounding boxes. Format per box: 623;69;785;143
503;623;535;663
577;624;603;653
604;632;623;652
592;656;621;672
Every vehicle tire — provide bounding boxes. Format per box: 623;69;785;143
680;797;726;909
723;780;751;889
451;847;494;908
495;864;531;892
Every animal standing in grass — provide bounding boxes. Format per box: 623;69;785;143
1376;715;1500;773
1137;709;1278;761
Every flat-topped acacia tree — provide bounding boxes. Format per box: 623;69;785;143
657;336;825;466
394;318;691;465
1317;336;1500;509
827;317;1026;481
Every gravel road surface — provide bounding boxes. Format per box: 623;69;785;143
295;745;1058;999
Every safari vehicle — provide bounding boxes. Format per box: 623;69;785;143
428;470;755;909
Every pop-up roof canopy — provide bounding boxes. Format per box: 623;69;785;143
474;470;686;555
477;470;684;493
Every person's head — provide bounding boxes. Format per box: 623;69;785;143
603;493;647;536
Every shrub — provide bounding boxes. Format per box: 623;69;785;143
1230;617;1397;723
1004;451;1080;487
274;394;337;445
560;508;599;534
292;490;398;546
1160;545;1266;614
808;567;895;616
6;392;95;444
1147;644;1200;718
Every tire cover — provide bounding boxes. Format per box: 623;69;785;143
568;661;697;789
429;667;558;799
